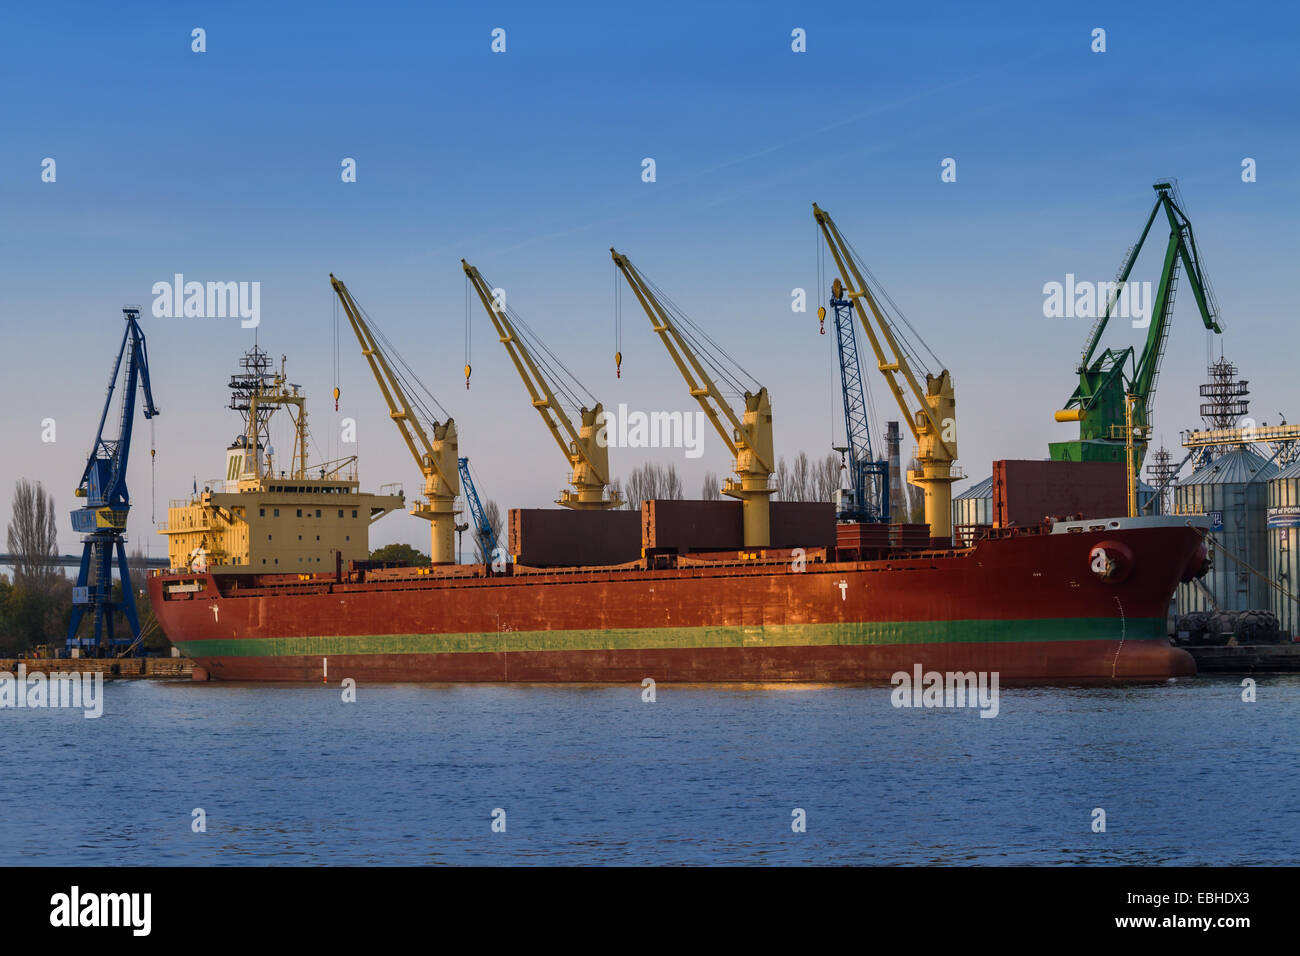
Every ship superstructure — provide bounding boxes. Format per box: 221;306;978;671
159;346;403;573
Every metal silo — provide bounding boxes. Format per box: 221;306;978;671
1175;448;1277;612
1267;459;1300;637
951;475;993;546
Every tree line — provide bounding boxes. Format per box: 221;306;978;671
612;453;923;519
1;479;165;657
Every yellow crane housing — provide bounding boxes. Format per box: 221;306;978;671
330;274;461;564
462;260;622;509
812;204;959;542
611;248;775;547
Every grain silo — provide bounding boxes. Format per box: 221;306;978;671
951;475;993;546
1267;459;1300;637
1175;448;1277;612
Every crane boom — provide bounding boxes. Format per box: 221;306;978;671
824;279;889;523
610;248;774;547
462;260;622;509
457;457;503;563
329;274;460;563
1051;182;1223;470
812;204;958;543
68;307;160;656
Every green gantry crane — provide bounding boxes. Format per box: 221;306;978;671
1051;182;1223;469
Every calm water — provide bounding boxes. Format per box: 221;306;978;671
2;676;1297;865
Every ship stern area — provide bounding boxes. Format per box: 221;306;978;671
146;570;226;680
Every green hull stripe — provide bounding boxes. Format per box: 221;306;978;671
177;617;1166;658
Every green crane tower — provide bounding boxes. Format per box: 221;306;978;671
1050;182;1223;468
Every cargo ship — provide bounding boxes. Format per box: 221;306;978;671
147;347;1209;683
150;515;1208;682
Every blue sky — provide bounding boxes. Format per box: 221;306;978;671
1;0;1296;557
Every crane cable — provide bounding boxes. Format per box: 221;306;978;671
614;262;623;378
841;232;943;376
818;223;833;447
475;266;597;415
817;224;883;465
1191;524;1300;609
464;274;472;390
150;419;156;527
347;289;452;429
638;269;759;401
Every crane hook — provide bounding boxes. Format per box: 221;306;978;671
333;386;340;411
817;305;826;335
615;351;622;379
464;363;472;390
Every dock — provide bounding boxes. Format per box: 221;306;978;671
0;657;194;679
1185;643;1300;674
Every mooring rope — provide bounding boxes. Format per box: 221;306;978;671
1188;523;1300;608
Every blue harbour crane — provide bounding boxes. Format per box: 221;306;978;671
67;307;159;656
822;278;889;523
457;457;503;565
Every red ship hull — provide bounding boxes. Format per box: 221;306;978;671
147;517;1207;683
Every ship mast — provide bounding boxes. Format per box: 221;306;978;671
228;346;310;482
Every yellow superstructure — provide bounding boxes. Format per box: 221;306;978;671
161;473;403;573
159;348;403;573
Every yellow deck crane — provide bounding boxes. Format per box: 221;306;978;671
812;204;959;543
610;249;775;547
462;260;622;509
329;274;460;563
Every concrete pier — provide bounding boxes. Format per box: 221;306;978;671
1185;643;1300;673
0;657;194;678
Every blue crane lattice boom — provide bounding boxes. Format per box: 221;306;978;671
67;307;159;656
457;457;503;565
826;280;889;523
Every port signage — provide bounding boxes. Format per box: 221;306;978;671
1266;505;1300;528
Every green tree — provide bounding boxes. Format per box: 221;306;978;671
4;479;67;653
7;479;59;591
0;574;21;656
370;543;431;567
